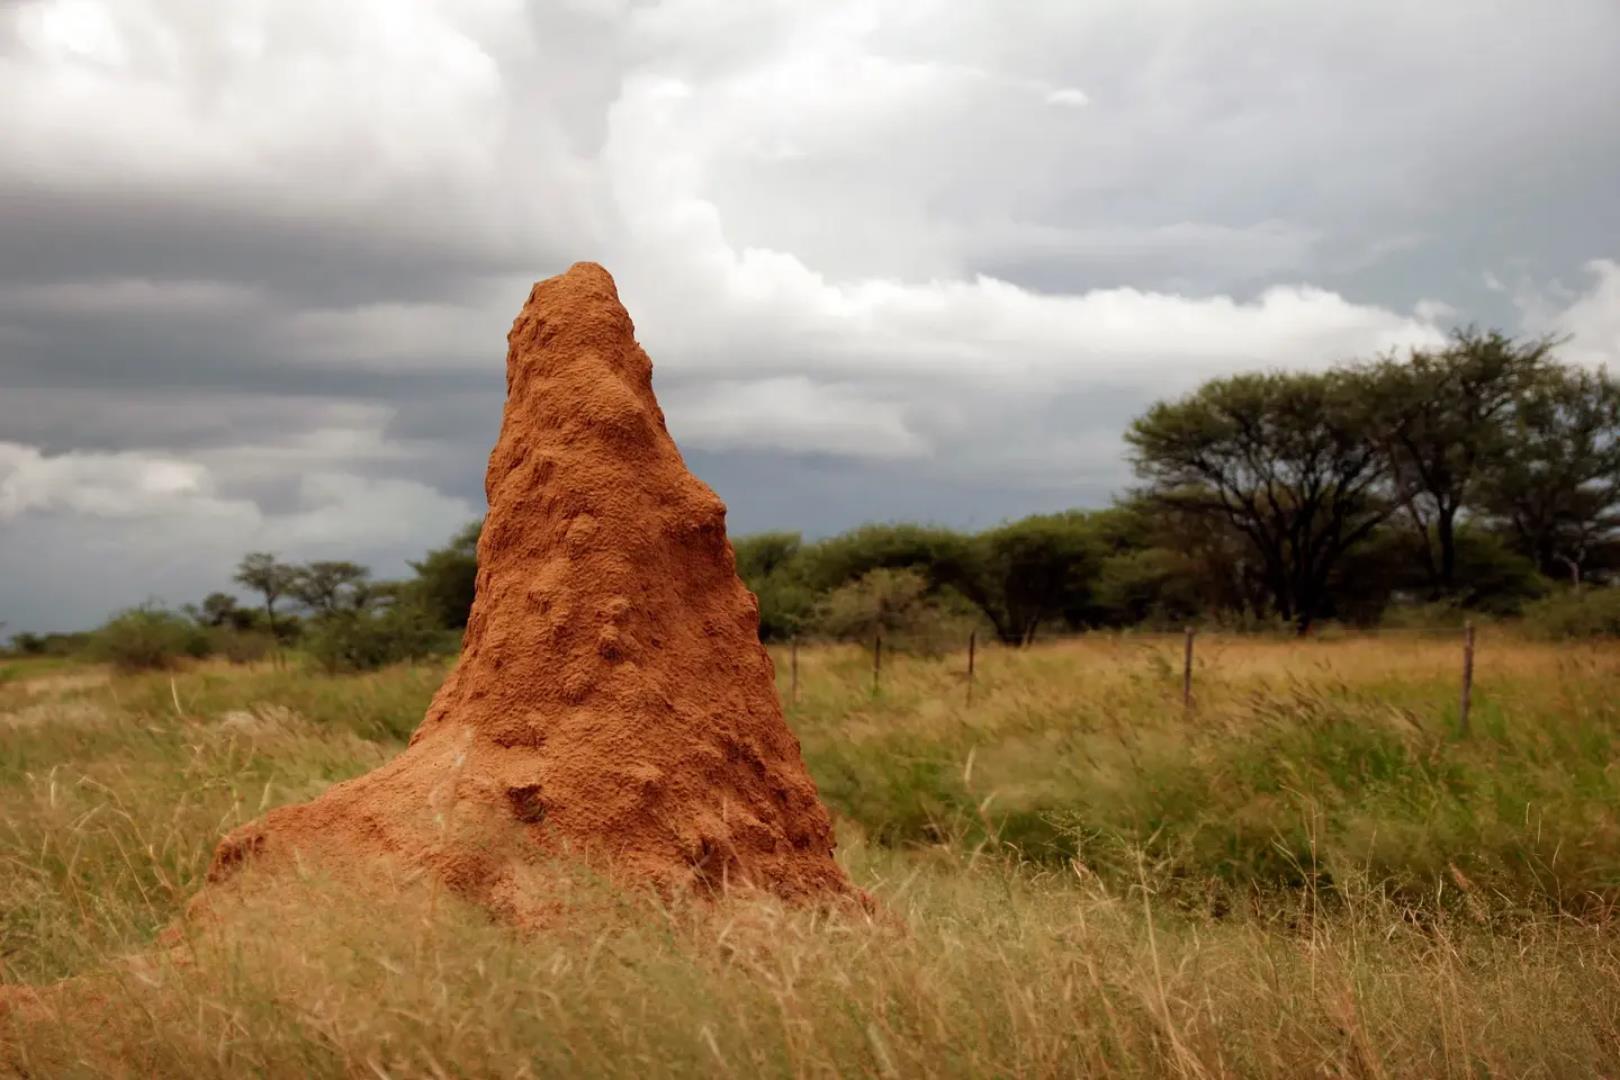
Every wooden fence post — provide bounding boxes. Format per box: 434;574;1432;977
1459;620;1476;736
1182;626;1196;710
873;634;883;696
790;636;799;706
966;629;977;706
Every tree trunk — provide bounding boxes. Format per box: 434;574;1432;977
1294;593;1317;636
1404;498;1441;595
1437;508;1457;594
263;597;282;670
991;616;1022;647
1561;555;1582;592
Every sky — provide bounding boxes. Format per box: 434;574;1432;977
3;0;1620;633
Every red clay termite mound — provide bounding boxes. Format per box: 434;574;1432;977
202;262;854;915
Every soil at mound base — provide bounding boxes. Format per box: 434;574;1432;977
202;263;854;916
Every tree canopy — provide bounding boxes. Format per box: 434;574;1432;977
1125;368;1394;633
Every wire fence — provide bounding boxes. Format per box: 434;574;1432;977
789;620;1487;734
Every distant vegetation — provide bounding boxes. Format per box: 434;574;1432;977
5;327;1619;668
733;329;1620;644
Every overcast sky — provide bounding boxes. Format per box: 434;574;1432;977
3;0;1620;632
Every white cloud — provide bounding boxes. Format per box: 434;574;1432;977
1536;259;1620;371
662;376;929;458
0;442;220;519
1413;299;1457;325
7;0;506;187
1044;86;1088;107
0;0;599;259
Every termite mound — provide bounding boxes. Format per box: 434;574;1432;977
200;262;854;920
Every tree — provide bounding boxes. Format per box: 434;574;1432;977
732;532;815;641
1325;522;1543;624
410;520;481;628
290;561;373;616
1368;329;1553;595
960;513;1098;644
187;591;258;630
1480;365;1620;586
733;531;803;581
233;553;299;640
1126;369;1394;634
797;523;977;594
1090;498;1268;626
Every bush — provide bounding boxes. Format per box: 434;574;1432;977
966;513;1099;644
303;603;450;673
812;568;976;656
797;523;977;594
1376;600;1473;631
8;632;48;656
1522;587;1620;638
92;607;212;671
748;573;817;642
208;628;277;664
732;532;816;641
35;631;94;657
1091;548;1204;628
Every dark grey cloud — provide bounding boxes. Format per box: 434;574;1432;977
0;188;528;301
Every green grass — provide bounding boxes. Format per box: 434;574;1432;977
4;634;1620;1076
787;635;1620;912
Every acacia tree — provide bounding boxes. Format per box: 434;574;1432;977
290;560;373;616
409;520;481;628
963;513;1099;644
233;552;299;640
1369;329;1554;596
1481;364;1620;586
185;591;258;630
1125;368;1394;634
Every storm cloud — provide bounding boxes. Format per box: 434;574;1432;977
3;0;1619;631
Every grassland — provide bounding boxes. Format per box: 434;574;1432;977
3;632;1620;1077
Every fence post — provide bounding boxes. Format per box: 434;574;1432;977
873;634;883;696
1182;626;1196;710
966;629;977;706
790;636;800;706
1459;620;1476;737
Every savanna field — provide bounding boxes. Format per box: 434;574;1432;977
3;633;1620;1078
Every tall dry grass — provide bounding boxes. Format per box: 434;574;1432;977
3;632;1619;1076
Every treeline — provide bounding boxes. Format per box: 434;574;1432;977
738;329;1620;643
6;328;1620;668
6;523;481;672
